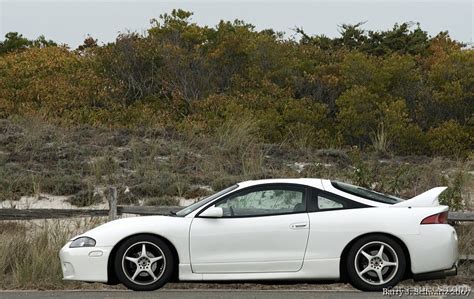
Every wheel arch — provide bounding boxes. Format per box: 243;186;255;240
106;233;180;284
338;232;412;282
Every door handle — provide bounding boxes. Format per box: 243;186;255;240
289;222;308;229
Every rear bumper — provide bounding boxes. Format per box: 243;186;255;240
402;224;458;274
413;264;457;281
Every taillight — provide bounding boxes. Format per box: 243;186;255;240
421;211;448;224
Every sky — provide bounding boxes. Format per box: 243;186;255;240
0;0;472;48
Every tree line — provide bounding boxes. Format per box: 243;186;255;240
0;9;472;157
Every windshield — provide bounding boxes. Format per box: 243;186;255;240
331;181;403;204
175;184;239;217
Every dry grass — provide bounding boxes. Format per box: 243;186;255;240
455;223;473;279
370;123;391;156
0;219;105;290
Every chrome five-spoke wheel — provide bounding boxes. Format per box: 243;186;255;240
347;234;406;291
115;235;174;291
355;241;398;285
122;241;166;285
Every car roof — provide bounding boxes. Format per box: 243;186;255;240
238;178;324;190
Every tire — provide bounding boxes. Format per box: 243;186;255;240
114;234;175;291
346;234;406;292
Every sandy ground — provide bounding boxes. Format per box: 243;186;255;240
1;192;206;210
1;194;108;209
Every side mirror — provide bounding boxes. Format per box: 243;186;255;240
200;206;223;218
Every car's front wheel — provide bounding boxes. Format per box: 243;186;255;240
346;234;406;291
114;234;174;291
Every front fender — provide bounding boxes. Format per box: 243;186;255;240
75;216;192;264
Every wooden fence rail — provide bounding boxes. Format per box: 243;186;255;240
0;208;110;220
448;211;474;222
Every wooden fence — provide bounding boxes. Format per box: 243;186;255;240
0;206;183;221
0;187;180;221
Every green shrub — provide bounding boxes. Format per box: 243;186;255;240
40;175;86;195
0;47;114;124
0;167;34;202
0;17;472;159
439;167;466;211
348;147;373;188
144;196;179;206
427;120;472;158
67;189;102;207
392;124;429;156
336;86;381;144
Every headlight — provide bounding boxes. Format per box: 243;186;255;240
69;237;96;248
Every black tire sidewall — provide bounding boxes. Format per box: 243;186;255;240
346;234;406;292
114;234;175;291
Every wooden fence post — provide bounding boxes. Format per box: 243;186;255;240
107;186;118;221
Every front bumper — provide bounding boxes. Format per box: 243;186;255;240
59;241;112;283
413;264;458;281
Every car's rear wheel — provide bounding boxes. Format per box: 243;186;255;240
346;234;406;291
114;235;174;291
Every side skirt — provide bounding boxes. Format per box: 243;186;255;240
178;258;340;281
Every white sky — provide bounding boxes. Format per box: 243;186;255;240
0;0;472;48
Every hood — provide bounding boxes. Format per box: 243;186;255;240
394;187;447;207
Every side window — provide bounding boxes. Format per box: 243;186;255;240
318;195;345;210
309;188;369;212
215;188;305;217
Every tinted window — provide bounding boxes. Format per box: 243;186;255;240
331;181;403;204
215;188;305;217
308;188;369;212
318;195;344;210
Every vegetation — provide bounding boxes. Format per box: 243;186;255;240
0;119;472;211
0;10;472;158
0;219;104;289
0;11;472;291
0;32;56;55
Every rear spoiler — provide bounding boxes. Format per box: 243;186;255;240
394;187;447;207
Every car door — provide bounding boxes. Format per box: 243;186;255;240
189;184;310;273
304;188;370;261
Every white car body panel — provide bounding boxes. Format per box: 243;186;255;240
190;213;310;273
59;178;458;284
59;242;111;282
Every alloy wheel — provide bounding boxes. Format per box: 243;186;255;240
121;241;167;285
354;241;399;286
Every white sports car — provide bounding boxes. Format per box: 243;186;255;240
59;179;458;291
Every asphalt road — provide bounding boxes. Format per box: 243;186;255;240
1;289;472;299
